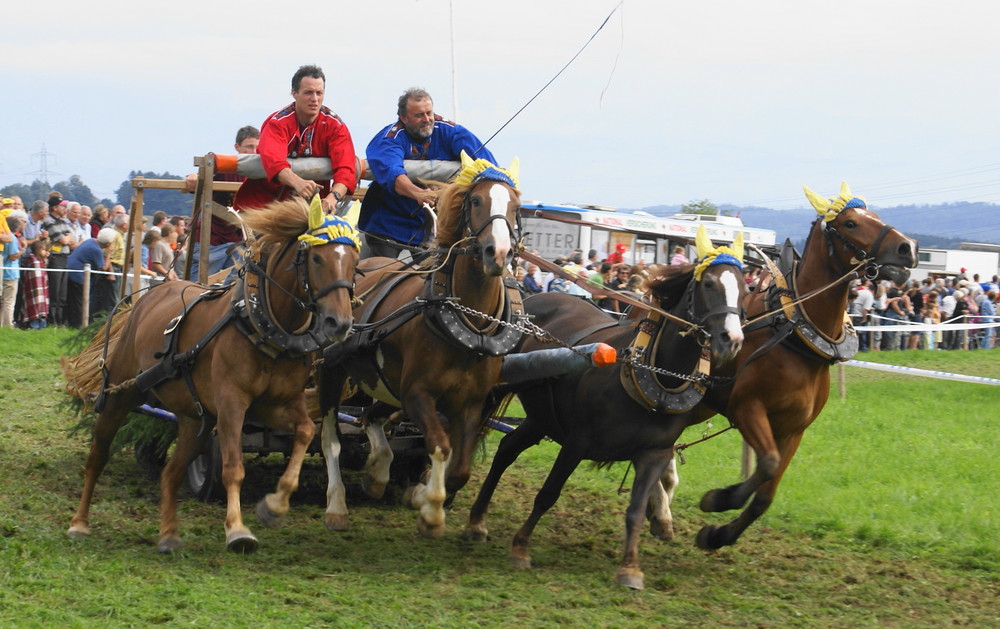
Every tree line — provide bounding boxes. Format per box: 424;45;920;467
1;171;193;215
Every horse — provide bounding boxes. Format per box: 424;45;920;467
463;227;749;589
314;153;524;537
63;195;360;553
691;182;917;550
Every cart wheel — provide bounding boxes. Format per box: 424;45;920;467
134;439;166;481
186;435;224;502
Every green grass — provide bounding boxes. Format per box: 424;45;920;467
1;327;998;628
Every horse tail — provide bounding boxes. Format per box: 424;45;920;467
60;304;133;409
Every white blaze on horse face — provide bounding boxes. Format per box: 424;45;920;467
720;269;745;345
488;183;512;259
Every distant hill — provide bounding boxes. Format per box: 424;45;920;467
633;202;1000;248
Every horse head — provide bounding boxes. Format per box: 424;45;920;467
296;196;361;343
805;182;918;284
437;152;521;276
645;226;747;363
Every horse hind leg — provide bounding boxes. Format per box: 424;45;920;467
156;415;207;552
68;388;138;539
257;398;316;531
361;405;400;499
320;406;350;531
647;454;679;541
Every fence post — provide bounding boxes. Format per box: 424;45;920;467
81;264;91;327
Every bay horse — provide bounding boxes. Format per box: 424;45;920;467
463;228;748;589
64;196;359;553
314;153;524;537
691;182;917;550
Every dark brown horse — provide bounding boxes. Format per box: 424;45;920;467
64;196;359;553
692;182;917;550
463;229;748;589
314;154;524;537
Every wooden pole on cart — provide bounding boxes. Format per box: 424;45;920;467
120;185;144;300
185;154;218;284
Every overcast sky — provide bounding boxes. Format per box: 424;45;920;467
4;0;999;212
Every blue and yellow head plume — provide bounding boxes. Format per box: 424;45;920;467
803;181;867;223
693;225;744;281
298;194;361;249
453;151;520;189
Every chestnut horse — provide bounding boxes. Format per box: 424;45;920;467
692;182;917;550
314;154;524;537
463;229;748;589
65;196;359;553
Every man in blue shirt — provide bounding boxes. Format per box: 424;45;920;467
359;88;496;258
66;227;115;327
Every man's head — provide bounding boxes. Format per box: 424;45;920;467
397;88;435;141
152;210;168;227
30;200;47;220
111;205;126;219
235;125;260;154
50;201;67;219
96;228;117;247
67;202;81;223
12;196;23;210
48;191;63;210
1;198;14;211
291;65;326;125
80;205;92;223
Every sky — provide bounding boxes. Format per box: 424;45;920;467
4;0;1000;212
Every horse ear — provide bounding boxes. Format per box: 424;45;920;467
308;194;324;231
695;225;713;260
460;150;475;172
731;231;745;261
803;185;831;217
839;181;852;202
507;157;520;187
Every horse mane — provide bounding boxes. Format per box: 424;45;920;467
645;263;695;311
430;181;469;248
238;197;310;255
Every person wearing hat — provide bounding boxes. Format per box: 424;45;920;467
65;227;115;327
41;193;78;325
0;198;15;244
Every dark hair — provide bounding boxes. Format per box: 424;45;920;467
292;65;325;92
397;87;432;117
235;125;260;145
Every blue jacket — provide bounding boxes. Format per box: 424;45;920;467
360;117;496;245
67;239;106;285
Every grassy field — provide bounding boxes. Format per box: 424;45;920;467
0;327;997;628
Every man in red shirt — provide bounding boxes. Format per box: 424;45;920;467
234;64;357;213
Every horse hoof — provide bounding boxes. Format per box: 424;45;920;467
67;525;91;539
699;489;722;512
649;519;675;541
695;525;723;550
156;536;183;554
255;499;285;529
615;567;645;590
417;517;445;540
509;554;532;570
462;526;489;543
324;513;351;532
226;532;260;554
361;475;386;500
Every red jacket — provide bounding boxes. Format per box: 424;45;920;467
234;104;356;210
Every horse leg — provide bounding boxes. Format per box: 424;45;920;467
257;397;315;529
700;400;779;513
156;415;206;552
68;389;137;539
697;432;803;550
400;394;451;538
361;405;398;499
321;405;350;532
617;450;675;590
215;400;258;553
647;454;679;541
463;421;546;542
402;445;451;539
509;446;582;570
